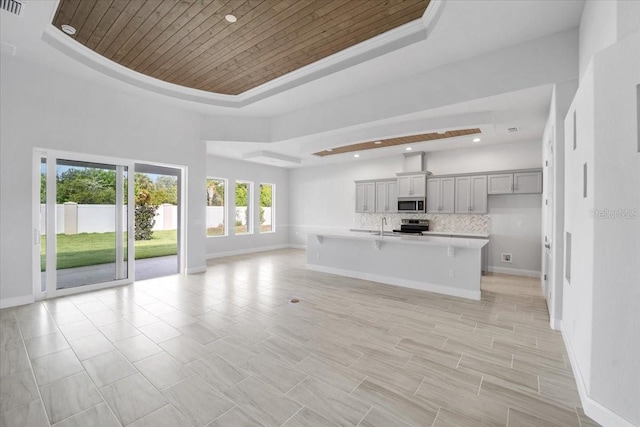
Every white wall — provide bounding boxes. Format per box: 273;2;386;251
0;55;206;304
206;156;289;258
487;194;542;277
541;80;578;330
589;32;640;425
562;4;640;425
289;141;544;275
578;0;617;80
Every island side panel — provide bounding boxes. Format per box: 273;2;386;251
306;235;482;300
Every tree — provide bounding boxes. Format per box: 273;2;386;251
235;182;248;206
56;168;116;204
134;189;157;240
153;176;177;205
206;179;224;206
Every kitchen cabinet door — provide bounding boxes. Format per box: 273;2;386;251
440;177;455;213
469;175;487;214
514;171;542;194
356;182;375;212
386;180;397;213
488;173;514;194
375;181;387;213
455;176;471;213
426;179;440;213
411;175;426;197
397;176;412;197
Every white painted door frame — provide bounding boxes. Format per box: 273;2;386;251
33;149;135;299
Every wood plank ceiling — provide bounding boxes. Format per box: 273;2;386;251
52;0;430;95
313;129;482;156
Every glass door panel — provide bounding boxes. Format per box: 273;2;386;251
40;157;47;292
54;159;129;289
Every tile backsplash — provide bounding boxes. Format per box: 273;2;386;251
355;213;490;233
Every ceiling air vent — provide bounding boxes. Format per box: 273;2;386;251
1;0;23;16
507;127;519;133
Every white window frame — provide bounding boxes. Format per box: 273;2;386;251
259;183;275;234
206;177;228;238
235;180;253;235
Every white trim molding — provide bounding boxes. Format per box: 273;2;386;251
487;266;541;278
206;244;297;260
306;264;481;301
561;322;637;427
186;266;207;274
0;295;36;309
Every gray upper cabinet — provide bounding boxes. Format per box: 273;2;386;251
455;175;487;214
488;173;514;194
355;182;376;213
375;180;397;213
397;174;426;198
514;171;542;193
488;171;542;194
427;177;455;213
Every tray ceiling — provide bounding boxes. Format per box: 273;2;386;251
52;0;429;96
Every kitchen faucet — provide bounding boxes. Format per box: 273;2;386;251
380;217;387;236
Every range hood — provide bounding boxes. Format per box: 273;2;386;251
397;151;432;175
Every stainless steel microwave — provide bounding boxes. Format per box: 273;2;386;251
397;198;426;213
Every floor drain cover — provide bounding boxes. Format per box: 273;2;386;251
289;298;300;304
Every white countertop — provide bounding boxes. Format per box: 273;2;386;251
348;228;490;239
302;229;488;249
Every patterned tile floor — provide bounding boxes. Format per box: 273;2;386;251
0;249;600;426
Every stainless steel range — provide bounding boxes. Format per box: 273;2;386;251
393;219;430;234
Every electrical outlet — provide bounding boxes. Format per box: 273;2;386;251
501;253;512;263
448;270;455;278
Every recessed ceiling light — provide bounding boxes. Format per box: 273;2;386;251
406;147;412;151
437;131;447;135
225;14;237;23
473;137;481;143
374;141;382;145
354;154;360;158
326;149;333;152
61;25;76;35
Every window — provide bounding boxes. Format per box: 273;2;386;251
235;181;252;235
206;178;226;236
260;183;274;233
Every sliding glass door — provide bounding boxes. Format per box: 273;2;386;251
36;151;134;297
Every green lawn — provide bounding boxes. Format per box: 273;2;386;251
41;230;177;270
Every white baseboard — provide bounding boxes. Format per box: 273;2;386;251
0;295;35;309
206;244;298;260
186;266;207;274
487;266;541;278
550;318;562;331
561;322;637;427
288;244;306;250
307;264;481;301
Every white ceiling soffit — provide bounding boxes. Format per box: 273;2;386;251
40;0;444;109
242;151;302;167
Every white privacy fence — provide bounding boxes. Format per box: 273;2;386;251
40;203;178;234
41;204;272;234
206;206;272;228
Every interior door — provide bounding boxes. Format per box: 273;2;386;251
37;151;134;297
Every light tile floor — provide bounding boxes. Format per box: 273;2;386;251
0;249;601;427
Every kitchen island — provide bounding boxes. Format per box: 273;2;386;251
304;230;488;300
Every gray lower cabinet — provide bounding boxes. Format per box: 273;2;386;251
488;171;542;194
375;180;397;213
427;177;455;213
455;175;487;214
355;182;376;213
